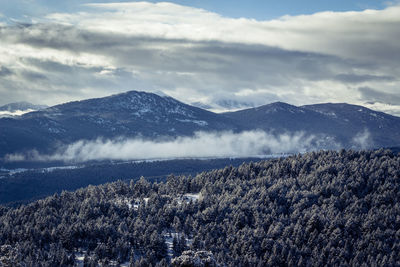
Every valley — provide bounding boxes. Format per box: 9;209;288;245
0;157;269;206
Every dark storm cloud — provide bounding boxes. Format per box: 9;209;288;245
0;23;354;104
0;23;186;53
0;66;12;77
335;73;395;84
20;70;48;81
23;58;136;92
1;23;352;78
359;87;400;105
185;43;340;81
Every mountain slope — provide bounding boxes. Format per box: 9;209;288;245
302;103;400;147
0;91;239;157
1;150;399;266
1;91;400;161
0;101;48;112
223;102;336;133
224;102;400;148
0;102;48;118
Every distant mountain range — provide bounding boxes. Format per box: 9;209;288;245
0;90;399;162
224;102;400;148
0;102;48;118
0;101;48;112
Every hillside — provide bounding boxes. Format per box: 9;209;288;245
302;103;400;147
0;91;239;158
223;102;336;136
0;149;399;266
0;102;48;118
224;102;400;148
0;157;264;206
1;91;400;163
0;102;48;112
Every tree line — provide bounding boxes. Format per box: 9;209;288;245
0;149;399;266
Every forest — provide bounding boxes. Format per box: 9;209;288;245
0;157;263;206
0;149;399;266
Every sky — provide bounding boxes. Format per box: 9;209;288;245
0;0;400;115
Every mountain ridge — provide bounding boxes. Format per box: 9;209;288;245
0;101;48;112
1;90;399;163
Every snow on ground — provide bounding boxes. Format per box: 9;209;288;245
114;197;150;210
164;231;179;258
75;251;127;266
184;193;200;201
114;194;200;211
0;165;82;177
174;193;201;205
75;251;86;267
163;231;193;258
1;168;28;175
41;165;79;173
175;119;208;126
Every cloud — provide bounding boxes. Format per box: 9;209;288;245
363;102;400;117
47;2;400;64
359;87;400;105
352;129;373;149
4;131;340;163
334;74;395;84
0;2;399;115
0;66;12;77
0;109;35;118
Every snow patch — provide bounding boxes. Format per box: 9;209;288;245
48;127;63;133
326;112;337;117
171;193;202;205
176;119;208;126
369;113;381;119
183;193;201;202
41;165;79;173
163;231;193;258
114;197;149;210
75;252;85;267
314;110;337;117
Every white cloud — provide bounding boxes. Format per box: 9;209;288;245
0;109;35;118
46;2;400;63
363;102;400;117
352;129;373;149
0;2;399;115
4;131;340;162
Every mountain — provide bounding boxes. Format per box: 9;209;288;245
223;102;335;133
0;101;48;118
224;102;400;148
0;90;400;162
0;101;47;112
0;91;239;157
302;103;400;147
